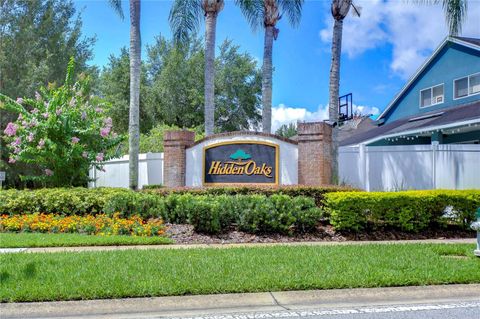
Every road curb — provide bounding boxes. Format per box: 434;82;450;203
2;284;479;319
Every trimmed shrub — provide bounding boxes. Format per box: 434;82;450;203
291;196;321;233
186;197;222;234
142;184;164;190
0;188;163;218
185;194;322;235
163;193;195;224
324;190;480;232
145;185;356;207
103;192;165;219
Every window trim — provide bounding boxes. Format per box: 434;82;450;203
419;83;444;108
453;72;480;100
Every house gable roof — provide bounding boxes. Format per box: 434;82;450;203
377;36;480;122
341;100;480;146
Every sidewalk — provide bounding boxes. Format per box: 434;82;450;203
2;284;479;318
0;238;475;254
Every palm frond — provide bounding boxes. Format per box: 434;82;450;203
351;3;361;17
235;0;264;30
414;0;467;35
441;0;467;35
278;0;304;27
109;0;124;20
169;0;202;44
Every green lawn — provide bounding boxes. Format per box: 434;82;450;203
0;232;173;248
1;243;479;302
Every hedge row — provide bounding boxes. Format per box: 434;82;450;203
144;185;355;207
0;188;136;216
0;188;321;235
324;190;480;232
0;186;347;216
2;188;479;234
162;194;321;234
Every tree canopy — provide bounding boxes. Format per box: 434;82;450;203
0;0;96;99
99;35;261;135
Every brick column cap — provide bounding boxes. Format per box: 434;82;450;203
164;130;195;147
297;122;332;142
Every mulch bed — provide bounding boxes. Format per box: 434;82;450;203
165;223;476;245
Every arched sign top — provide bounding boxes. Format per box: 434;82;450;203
203;140;279;186
190;131;297;149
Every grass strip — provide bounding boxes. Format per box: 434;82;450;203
0;232;173;248
1;243;479;302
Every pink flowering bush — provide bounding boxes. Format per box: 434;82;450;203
1;58;122;187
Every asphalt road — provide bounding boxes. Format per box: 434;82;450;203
170;302;480;319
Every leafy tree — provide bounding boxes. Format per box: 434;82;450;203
109;0;142;190
215;40;262;132
236;0;303;133
139;124;204;153
169;0;225;136
146;36;205;129
117;124;205;155
275;122;297;139
100;48;152;134
147;36;261;132
0;0;95;98
0;0;95;188
1;59;122;187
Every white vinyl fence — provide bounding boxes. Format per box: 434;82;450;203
89;153;163;189
339;144;480;191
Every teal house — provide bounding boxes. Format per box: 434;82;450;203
341;36;480;147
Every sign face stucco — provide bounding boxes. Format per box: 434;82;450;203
203;141;279;185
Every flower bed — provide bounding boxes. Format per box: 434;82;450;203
0;213;165;237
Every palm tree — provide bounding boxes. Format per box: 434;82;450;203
236;0;303;134
109;0;141;190
326;0;467;184
327;0;359;184
169;0;224;136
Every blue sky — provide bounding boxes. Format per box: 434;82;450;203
75;0;480;130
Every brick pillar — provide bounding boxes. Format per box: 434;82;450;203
163;130;195;188
297;122;333;185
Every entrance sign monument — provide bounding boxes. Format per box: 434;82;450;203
163;122;333;187
204;142;278;185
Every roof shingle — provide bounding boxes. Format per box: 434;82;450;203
340;101;480;146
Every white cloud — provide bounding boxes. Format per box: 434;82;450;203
271;103;379;132
319;0;480;79
320;0;388;58
354;104;380;117
271;104;328;132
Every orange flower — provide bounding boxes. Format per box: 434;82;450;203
0;213;166;237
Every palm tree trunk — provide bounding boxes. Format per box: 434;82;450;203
328;18;343;184
204;11;217;136
262;25;274;134
129;0;141;190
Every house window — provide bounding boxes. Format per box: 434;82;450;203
420;84;444;107
470;73;480;95
454;73;480;99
